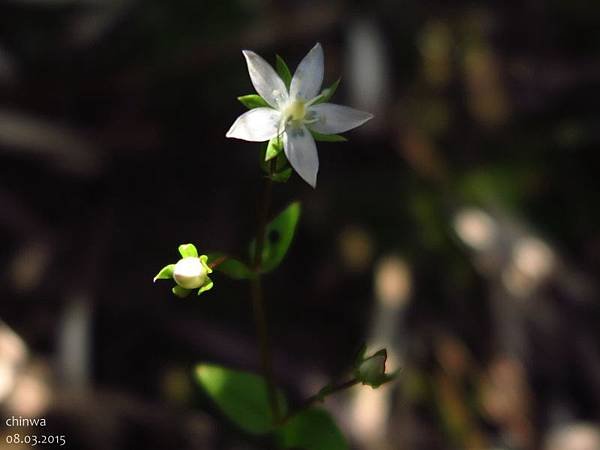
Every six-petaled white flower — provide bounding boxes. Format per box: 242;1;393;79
226;43;373;188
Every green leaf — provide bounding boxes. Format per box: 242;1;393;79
313;78;341;105
207;253;255;280
172;285;191;298
178;243;198;258
310;131;348;142
195;364;286;435
153;264;175;282
238;94;269;109
275;55;292;89
249;202;301;273
266;136;284;161
276;408;348;450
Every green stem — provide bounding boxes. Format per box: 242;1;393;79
251;169;281;422
280;378;360;424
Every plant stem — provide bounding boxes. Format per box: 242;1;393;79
208;255;227;269
251;172;281;422
280;378;360;424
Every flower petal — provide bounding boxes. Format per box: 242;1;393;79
290;43;324;102
242;50;289;108
226;108;281;142
283;125;319;188
307;103;373;134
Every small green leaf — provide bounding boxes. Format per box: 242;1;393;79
207;253;255;280
310;131;348;142
313;78;341;105
275;55;292;89
172;285;191;298
178;243;198;258
276;408;348;450
249;202;301;273
238;94;269;109
154;264;175;282
266;136;284;161
195;364;286;435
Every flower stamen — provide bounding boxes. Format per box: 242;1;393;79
284;100;306;122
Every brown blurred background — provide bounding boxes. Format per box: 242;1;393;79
1;0;600;449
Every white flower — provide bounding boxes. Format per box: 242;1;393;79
226;43;373;188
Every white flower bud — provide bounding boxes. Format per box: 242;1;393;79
355;349;393;388
358;353;386;382
173;257;208;289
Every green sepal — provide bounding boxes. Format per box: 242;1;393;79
199;254;213;274
371;372;398;388
249;202;301;273
153;264;175;282
260;144;291;184
274;151;290;172
275;54;293;89
265;136;284;161
197;278;213;295
360;370;399;389
238;94;269;109
195;363;287;435
178;243;198;258
313;78;341;105
276;408;348;450
172;285;192;298
270;167;292;183
310;131;348;142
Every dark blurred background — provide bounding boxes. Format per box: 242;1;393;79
1;1;600;449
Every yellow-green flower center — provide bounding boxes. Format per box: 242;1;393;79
284;100;306;123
